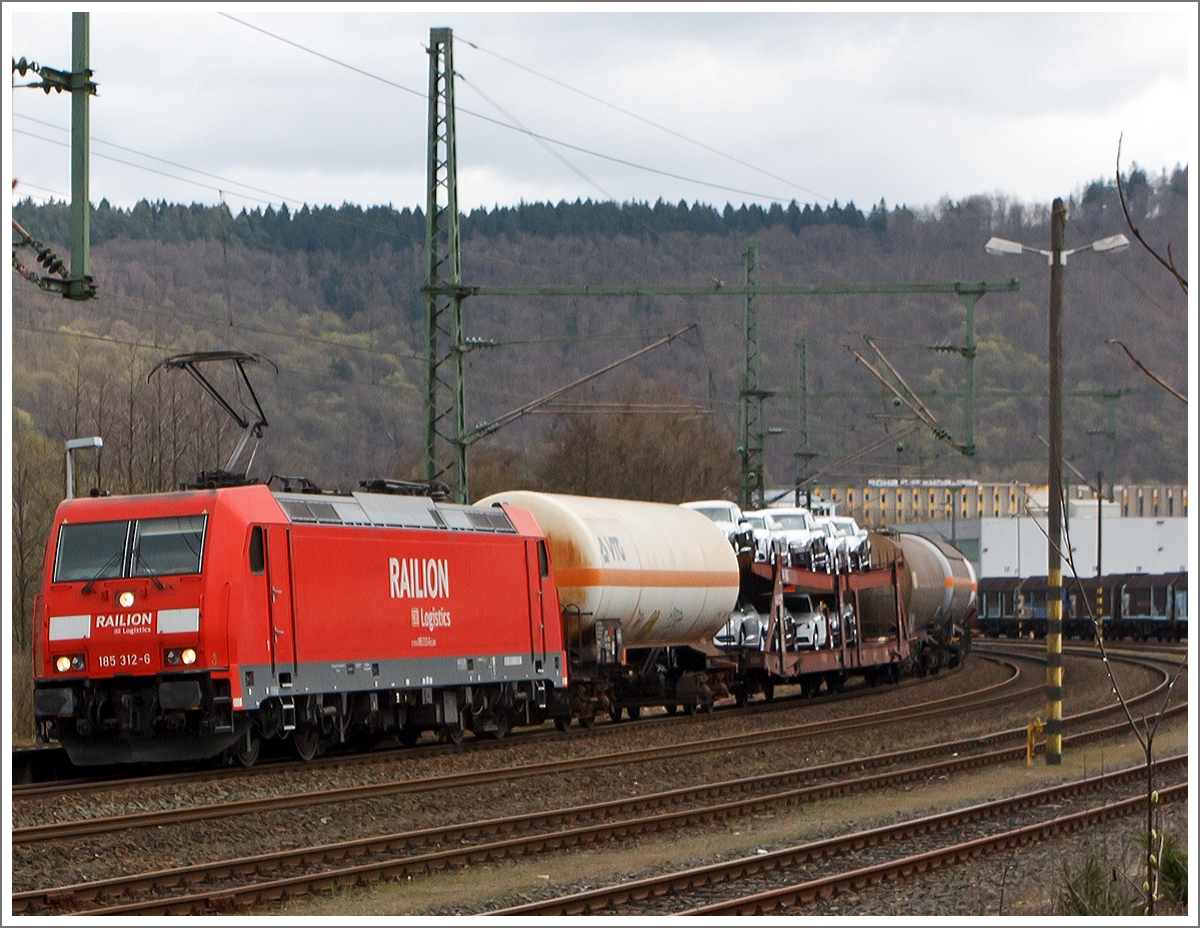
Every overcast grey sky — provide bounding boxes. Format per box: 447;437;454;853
4;5;1197;217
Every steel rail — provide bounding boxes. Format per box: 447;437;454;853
11;650;968;797
13;701;1186;915
493;761;1188;916
14;646;1175;847
11;659;1026;844
680;779;1189;916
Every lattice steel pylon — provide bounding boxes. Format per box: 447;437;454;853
423;28;467;502
740;239;768;511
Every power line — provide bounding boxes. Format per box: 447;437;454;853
11;322;421;395
455;72;613;202
221;14;796;204
457;35;830;204
14;113;295;204
15;128;272;205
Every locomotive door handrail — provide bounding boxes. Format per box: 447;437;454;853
263;525;298;678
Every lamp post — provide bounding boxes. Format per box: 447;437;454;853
65;436;103;500
986;208;1128;766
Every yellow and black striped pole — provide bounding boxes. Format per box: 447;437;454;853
1045;198;1065;766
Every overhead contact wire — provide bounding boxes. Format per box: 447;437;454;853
220;14;793;203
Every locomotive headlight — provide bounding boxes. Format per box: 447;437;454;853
181;648;198;665
56;656;73;673
117;590;135;608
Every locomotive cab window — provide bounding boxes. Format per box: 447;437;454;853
54;515;207;583
131;515;206;577
249;526;265;574
54;520;131;583
538;539;549;578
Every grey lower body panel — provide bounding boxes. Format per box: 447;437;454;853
238;652;566;711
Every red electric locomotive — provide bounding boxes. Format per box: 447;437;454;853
33;482;569;766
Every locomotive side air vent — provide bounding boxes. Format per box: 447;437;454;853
277;499;343;523
466;510;515;533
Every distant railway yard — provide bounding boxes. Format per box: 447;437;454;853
11;641;1187;917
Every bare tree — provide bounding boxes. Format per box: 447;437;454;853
1116;135;1187;296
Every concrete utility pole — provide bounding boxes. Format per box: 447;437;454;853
1046;196;1066;767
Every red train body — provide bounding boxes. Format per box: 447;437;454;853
34;484;568;765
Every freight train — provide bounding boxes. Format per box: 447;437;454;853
976;572;1188;642
33;480;977;767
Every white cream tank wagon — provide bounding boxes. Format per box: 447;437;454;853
478;491;741;720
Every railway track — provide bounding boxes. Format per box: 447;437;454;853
12;651;964;794
12;656;1028;845
13;704;1186;915
15;646;1179;849
498;765;1189;916
12;646;1181;915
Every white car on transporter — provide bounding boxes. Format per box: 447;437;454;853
749;507;830;572
680;500;755;558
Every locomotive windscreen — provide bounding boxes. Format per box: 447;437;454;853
53;515;207;582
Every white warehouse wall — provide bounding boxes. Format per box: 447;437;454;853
978;517;1188;578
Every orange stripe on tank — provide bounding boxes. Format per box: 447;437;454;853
554;567;739;588
944;577;978;590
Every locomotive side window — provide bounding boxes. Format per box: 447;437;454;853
249;526;265;574
538;539;549;578
130;515;207;577
54;520;131;583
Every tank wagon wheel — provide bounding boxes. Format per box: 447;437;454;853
665;704;678;716
438;726;465;746
232;727;261;768
682;701;696;716
292;722;321;763
578;715;595;730
733;686;748;708
398;726;421;748
626;706;642;720
762;681;775;703
554;716;570;732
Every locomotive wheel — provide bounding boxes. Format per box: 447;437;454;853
762;682;775;703
292;722;320;763
554;716;570;732
665;703;678;716
490;716;510;740
626;706;641;721
232;729;261;768
398;726;421;747
439;726;465;746
734;686;748;708
682;702;696;716
609;705;624;723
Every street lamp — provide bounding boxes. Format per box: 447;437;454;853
65;436;103;500
986;203;1128;768
985;233;1129;262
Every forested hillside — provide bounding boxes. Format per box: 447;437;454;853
13;166;1187;499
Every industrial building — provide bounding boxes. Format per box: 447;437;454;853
781;481;1189;580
